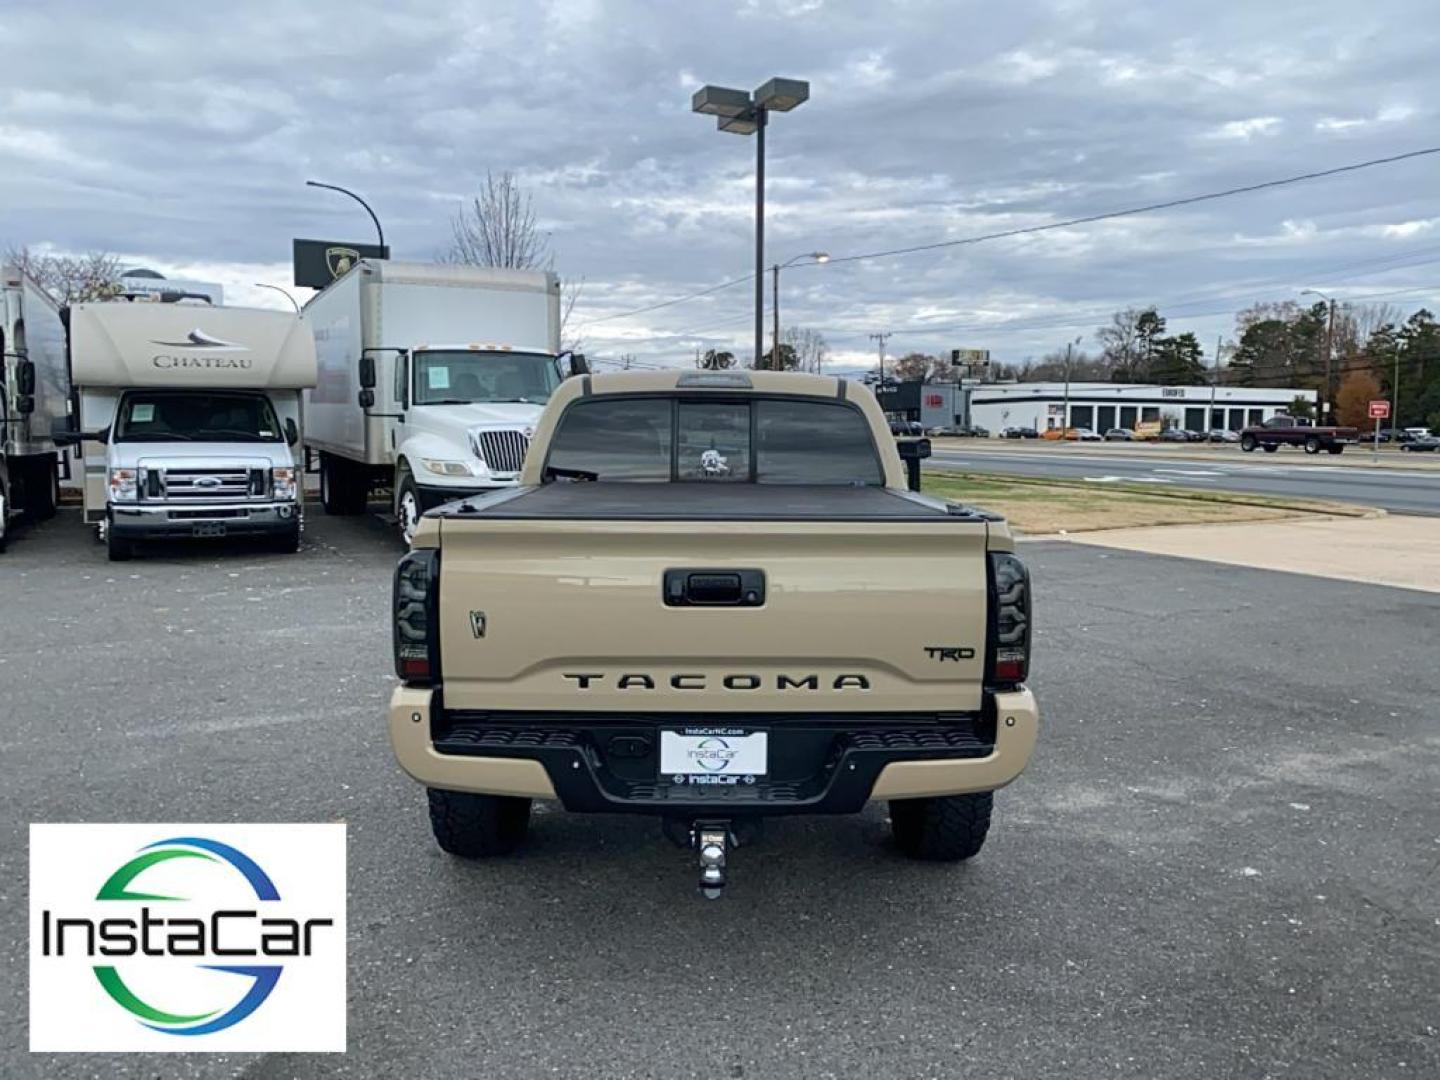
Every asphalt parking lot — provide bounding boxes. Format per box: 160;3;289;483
3;510;1437;1079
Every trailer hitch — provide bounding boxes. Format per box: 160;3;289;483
693;821;730;900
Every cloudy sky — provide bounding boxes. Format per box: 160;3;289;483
2;0;1437;372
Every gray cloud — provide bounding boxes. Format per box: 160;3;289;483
2;0;1436;369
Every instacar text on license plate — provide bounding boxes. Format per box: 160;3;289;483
660;728;768;785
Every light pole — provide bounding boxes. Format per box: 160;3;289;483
692;78;811;369
305;179;387;253
1300;288;1336;422
772;252;828;368
253;283;300;313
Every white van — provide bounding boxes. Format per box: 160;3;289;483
57;300;316;560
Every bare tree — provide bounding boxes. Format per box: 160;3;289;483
783;326;829;374
5;246;124;305
447;171;550;270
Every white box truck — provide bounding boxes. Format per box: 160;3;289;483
1;263;69;552
55;299;317;560
302;260;585;543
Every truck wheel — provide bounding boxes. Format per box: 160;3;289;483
395;471;422;546
25;459;58;520
0;484;8;553
320;454;367;515
1304;437;1321;454
1240;435;1257;452
889;791;992;861
1262;443;1279;452
426;788;531;857
106;525;132;562
1327;444;1344;455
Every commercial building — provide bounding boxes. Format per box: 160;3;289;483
967;382;1316;434
876;379;1316;433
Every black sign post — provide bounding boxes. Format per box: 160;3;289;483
292;238;389;289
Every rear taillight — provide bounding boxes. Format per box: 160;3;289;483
986;552;1031;688
393;548;440;685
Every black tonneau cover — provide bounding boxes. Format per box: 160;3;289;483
436;483;993;522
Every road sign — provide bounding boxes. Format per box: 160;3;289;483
1369;400;1391;420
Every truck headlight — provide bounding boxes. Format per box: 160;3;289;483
108;468;137;502
420;458;477;478
272;467;298;501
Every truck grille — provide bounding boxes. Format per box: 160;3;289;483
148;467;264;502
473;429;530;475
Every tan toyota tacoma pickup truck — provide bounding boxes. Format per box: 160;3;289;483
388;370;1038;895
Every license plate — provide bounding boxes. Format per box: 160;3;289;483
660;728;767;780
192;523;227;537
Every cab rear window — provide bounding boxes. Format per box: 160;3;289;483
543;395;883;485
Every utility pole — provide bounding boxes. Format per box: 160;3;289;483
754;110;767;368
1061;335;1080;437
772;264;780;370
1392;345;1401;435
1324;298;1336;424
1210;334;1222;432
869;331;892;384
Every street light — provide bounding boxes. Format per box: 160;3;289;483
253;282;300;313
305;179;387;253
692;77;811;369
1061;335;1082;438
1300;288;1336;422
772;251;828;368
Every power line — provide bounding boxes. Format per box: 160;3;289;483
572;144;1440;329
822;145;1440;266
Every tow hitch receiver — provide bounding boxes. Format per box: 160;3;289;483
694;821;730;900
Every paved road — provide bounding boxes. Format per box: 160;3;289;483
927;444;1440;514
3;512;1437;1078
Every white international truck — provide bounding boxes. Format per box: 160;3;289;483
302;260;586;543
55;299;317;560
1;263;69;552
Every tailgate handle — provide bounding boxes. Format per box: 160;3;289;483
664;569;765;607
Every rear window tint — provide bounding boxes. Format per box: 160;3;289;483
544;395;882;485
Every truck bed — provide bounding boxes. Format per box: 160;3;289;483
438;483;991;522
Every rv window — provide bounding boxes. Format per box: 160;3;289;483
115;391;283;443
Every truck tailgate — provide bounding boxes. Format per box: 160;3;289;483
436;513;992;713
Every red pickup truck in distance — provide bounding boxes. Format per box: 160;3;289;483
1240;415;1359;455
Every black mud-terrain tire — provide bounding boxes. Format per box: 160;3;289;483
1262;443;1279;452
890;791;993;861
106;524;132;562
1327;444;1344;454
0;483;8;554
1240;434;1257;452
1304;436;1321;454
427;788;532;857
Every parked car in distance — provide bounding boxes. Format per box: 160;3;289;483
1158;428;1190;443
888;420;924;437
1404;427;1431;439
1240;414;1358;454
1072;428;1102;442
1103;428;1135;441
1400;434;1440;452
1000;426;1040;439
1208;429;1240;443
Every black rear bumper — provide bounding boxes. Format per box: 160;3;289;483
430;709;996;816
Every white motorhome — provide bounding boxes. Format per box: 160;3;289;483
302;260;585;543
1;263;69;552
57;300;316;560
